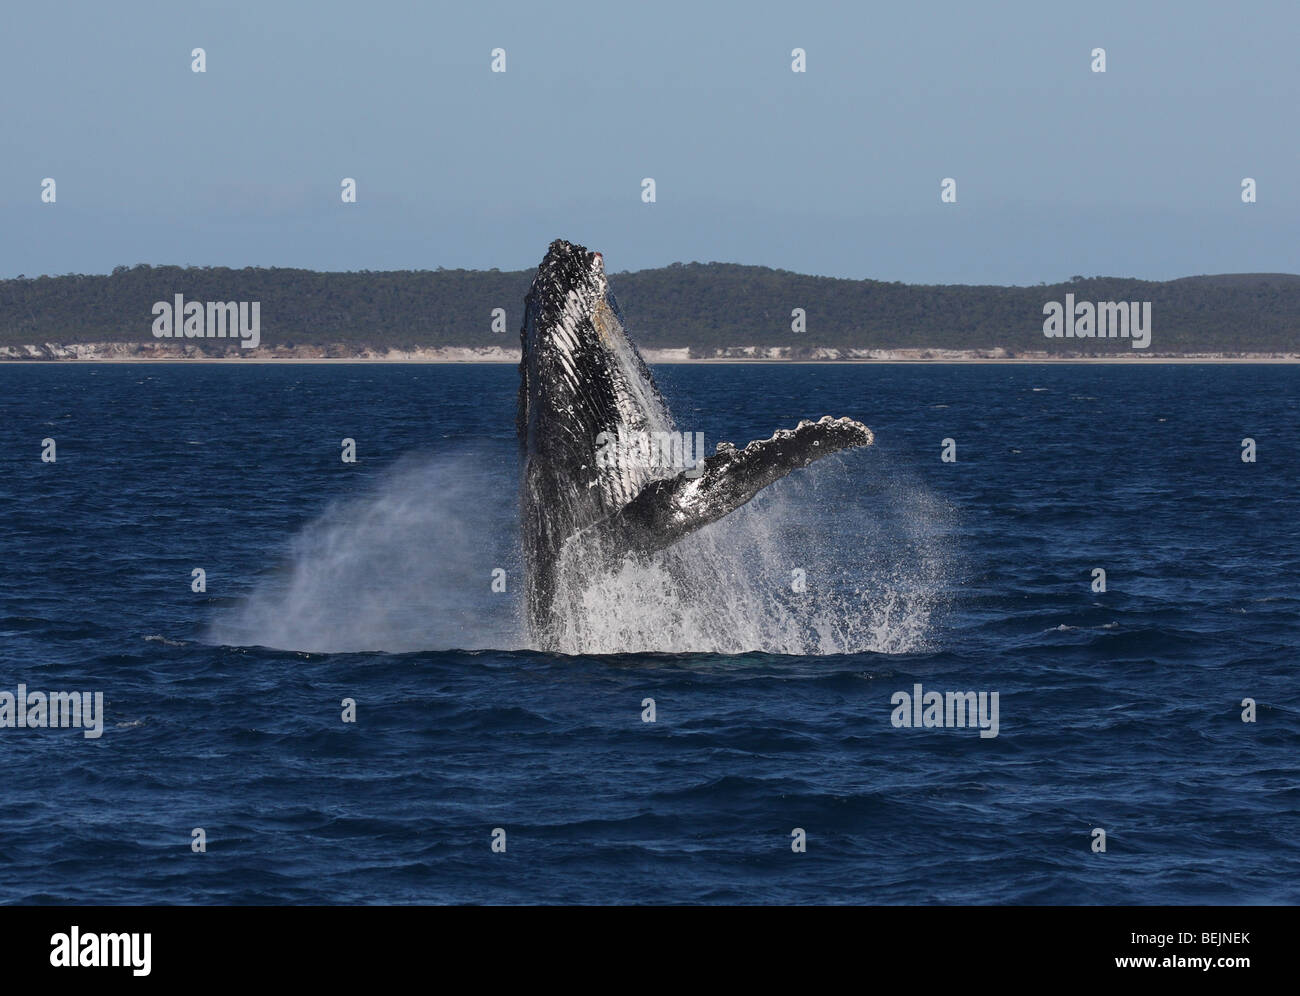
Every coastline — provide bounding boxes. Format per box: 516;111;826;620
2;344;1299;364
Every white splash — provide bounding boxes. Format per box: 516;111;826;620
208;451;526;653
547;455;952;655
210;443;951;657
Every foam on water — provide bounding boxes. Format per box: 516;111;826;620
543;298;952;655
549;455;952;655
209;442;950;656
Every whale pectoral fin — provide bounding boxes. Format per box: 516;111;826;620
610;416;874;556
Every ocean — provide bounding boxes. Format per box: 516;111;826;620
1;362;1296;904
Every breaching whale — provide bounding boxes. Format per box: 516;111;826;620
518;239;874;649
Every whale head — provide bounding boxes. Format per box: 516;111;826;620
516;239;675;639
517;238;671;507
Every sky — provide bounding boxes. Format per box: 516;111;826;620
2;0;1297;284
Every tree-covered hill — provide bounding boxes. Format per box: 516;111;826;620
1;263;1297;355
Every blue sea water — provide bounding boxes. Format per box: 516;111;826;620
1;362;1297;905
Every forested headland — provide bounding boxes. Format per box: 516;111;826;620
2;263;1297;356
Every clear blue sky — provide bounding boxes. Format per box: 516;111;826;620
2;0;1297;283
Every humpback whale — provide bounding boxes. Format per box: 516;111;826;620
518;239;874;649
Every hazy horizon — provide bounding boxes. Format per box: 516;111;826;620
6;260;1300;290
3;0;1297;284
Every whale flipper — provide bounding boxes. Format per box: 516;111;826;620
610;415;874;556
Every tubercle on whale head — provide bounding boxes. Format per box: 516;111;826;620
523;239;622;361
538;239;605;290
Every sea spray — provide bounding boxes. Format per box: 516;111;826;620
210;440;952;656
547;452;952;655
208;449;527;653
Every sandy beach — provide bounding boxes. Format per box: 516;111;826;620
2;343;1299;364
